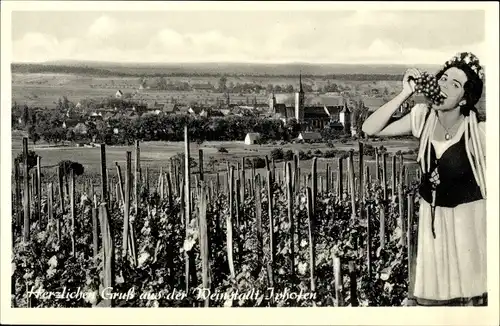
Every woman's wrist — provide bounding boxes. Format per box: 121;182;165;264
399;89;413;100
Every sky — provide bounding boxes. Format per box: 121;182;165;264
11;9;486;65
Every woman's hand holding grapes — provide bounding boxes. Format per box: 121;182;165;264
402;68;423;97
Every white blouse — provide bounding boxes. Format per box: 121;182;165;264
430;122;465;159
410;103;486;159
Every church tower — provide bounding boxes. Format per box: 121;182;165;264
339;99;351;133
294;72;305;121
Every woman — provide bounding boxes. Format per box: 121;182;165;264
362;52;487;306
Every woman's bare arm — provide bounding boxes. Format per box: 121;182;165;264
362;92;412;137
362;68;422;137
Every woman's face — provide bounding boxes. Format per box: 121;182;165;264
434;67;467;110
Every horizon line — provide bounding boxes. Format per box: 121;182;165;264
11;59;442;66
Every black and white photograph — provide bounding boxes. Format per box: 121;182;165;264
1;1;499;325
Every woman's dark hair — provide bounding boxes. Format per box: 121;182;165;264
435;62;483;116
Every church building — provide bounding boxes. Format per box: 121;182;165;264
269;73;352;132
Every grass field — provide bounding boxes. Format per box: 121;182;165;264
12;72;403;109
11;130;420;189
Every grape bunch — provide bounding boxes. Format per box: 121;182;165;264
412;72;446;106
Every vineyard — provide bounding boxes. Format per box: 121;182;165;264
11;127;421;307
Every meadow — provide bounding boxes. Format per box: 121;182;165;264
12;72;403;109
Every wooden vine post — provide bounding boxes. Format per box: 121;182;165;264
348;261;359;307
286;162;294;276
306;187;316;306
267;170;275;287
47;183;53;224
116;163;125;204
198;182;210;307
366;204;372;278
70;169;76;257
122;152;132;259
241;157;246;201
379;202;386;250
325;164;330;193
227;166;236;279
145;166;149;194
166;172;173;211
22;137;30;242
333;255;344;306
100;144;108;204
58;165;65;214
391;155;397;201
14;161;21;232
199;149;204;182
382;152;387;202
358;142;364;203
135;140;140;214
407;192;416;303
272;158;276;182
235;179;242;268
92;205;99;258
293;154;300;195
364;165;370;193
337;157;343;198
99;203;114;307
348;154;356;219
311;157;317;216
255;175;263;270
184;126;192;293
398;165;407;248
36;156;42;228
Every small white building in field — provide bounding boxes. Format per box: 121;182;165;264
244;133;261;145
297;132;322;141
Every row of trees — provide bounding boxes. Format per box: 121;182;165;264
17;105;308;145
12;63;406;79
146;75;388;95
103;115;303;145
148;75;352;95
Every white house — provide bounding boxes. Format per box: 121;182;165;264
244;133;261;145
297;132;322;141
115;90;123;98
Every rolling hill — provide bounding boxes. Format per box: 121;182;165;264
12;60;442;78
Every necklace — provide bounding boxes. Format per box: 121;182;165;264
437;114;463;140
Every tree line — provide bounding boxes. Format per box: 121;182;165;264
13;105;309;146
12;63;403;80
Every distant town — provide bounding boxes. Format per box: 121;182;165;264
12;72;431;147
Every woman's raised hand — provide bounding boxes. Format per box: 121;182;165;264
402;68;422;97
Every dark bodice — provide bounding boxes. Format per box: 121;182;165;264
419;134;483;207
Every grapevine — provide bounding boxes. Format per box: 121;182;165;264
11;143;420;307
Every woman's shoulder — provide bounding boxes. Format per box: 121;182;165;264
411;102;430;114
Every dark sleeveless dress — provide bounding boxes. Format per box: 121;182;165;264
419;134;483;208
